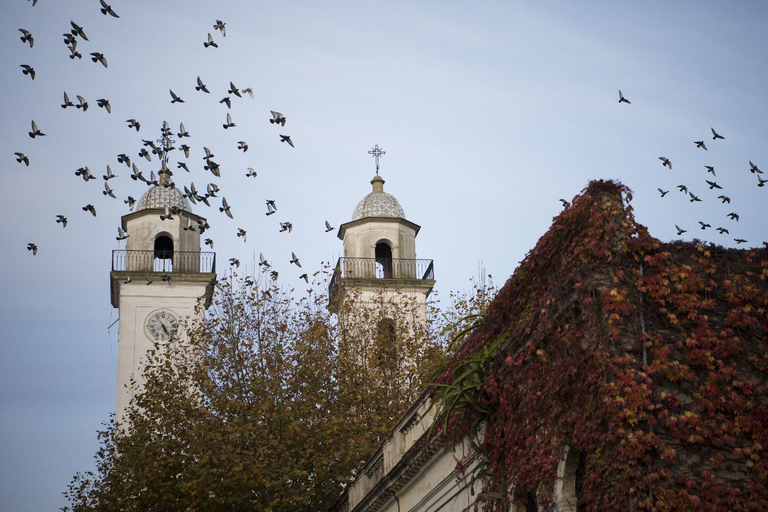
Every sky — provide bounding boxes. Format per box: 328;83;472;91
1;1;767;510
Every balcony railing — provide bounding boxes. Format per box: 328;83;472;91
329;257;434;301
112;250;216;274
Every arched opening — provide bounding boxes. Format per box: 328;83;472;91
375;318;397;371
555;447;587;512
154;235;174;272
375;241;393;279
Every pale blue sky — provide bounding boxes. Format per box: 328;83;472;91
1;2;767;510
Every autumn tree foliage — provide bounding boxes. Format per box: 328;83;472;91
431;181;768;511
63;273;451;511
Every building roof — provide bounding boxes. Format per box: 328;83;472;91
136;185;191;212
352;176;405;220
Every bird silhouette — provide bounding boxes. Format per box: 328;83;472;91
180;144;190;158
90;52;108;68
694;141;707;151
704;166;715;176
246;167;257;177
204;33;218;48
657;188;669;197
76;95;89;111
259;253;270;269
214;20;226;36
698;221;711;230
223;113;235;129
82;204;97;217
219;197;233;219
177;162;189;173
99;0;119;17
689;192;702;202
219;97;231;108
61;92;74;108
27;243;38;255
559;199;569;207
718;195;730;203
299;274;308;283
716;227;729;234
19;29;34;48
659;157;671;169
618;90;630;104
205;238;214;249
734;238;748;244
117;154;131;167
325;220;334;232
160;206;174;221
29;120;45;138
20;64;35;80
229;258;240;267
124;196;136;210
195;76;210;93
675;225;687;235
677;184;687;194
238;141;248;152
228;82;241;98
705;180;722;190
279;222;293;233
290;252;301;267
126;119;140;131
237;228;246;242
170;90;184;103
116;227;129;240
177;123;190;138
749;161;763;174
280;134;294;147
97;98;111;113
727;212;739;221
711;128;725;140
56;215;67;227
270;111;286;126
70;21;89;41
14;153;29;166
103;182;116;198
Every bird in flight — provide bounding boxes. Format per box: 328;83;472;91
205;238;214;249
223;113;235;129
689;192;702;202
116;227;129;240
56;215;67;228
734;238;748;244
97;98;111;113
246;167;257;177
82;204;97;217
170;90;184;103
279;222;293;233
694;141;707;151
15;153;29;166
711;128;724;140
704;166;715;176
280;134;294;147
749;161;763;174
659;157;671;169
204;33;218;48
677;184;687;194
559;198;569;207
103;182;116;198
698;221;711;230
20;64;35;80
716;227;729;234
259;253;270;269
675;225;687;235
177;123;190;138
618;90;630;104
27;243;38;255
62;92;74;109
29;120;45;138
657;188;669;197
70;21;89;41
270;111;286;126
99;0;120;18
299;274;309;283
195;76;210;93
220;97;231;109
19;29;34;48
727;212;739;221
718;195;730;203
290;252;301;267
228;82;241;98
220;197;233;219
238;141;248;152
214;19;226;37
126;119;140;131
229;258;240;268
325;220;335;232
237;228;247;242
90;52;108;68
76;95;89;111
705;180;722;190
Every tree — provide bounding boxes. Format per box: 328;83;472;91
63;269;466;511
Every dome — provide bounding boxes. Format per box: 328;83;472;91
352;176;406;220
136;185;191;212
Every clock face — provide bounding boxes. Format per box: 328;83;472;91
145;310;179;341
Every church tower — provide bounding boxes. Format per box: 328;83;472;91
329;161;435;378
109;161;216;423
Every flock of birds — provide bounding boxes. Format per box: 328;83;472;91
561;91;762;247
14;1;340;288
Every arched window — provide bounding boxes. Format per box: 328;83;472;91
154;235;174;272
555;447;587;512
375;241;393;279
375;318;397;370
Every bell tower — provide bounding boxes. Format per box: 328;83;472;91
109;156;216;424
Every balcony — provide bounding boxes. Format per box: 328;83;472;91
329;257;434;304
111;249;216;274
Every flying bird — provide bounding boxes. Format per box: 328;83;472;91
559;198;569;207
67;44;82;60
300;274;309;283
116;227;129;240
279;222;293;233
259;253;270;269
82;204;97;217
177;162;189;173
237;228;246;242
19;29;34;48
195;76;210;93
126;119;140;131
727;212;739;221
103;182;116;198
180;144;190;158
689;192;702;202
290;252;301;267
27;243;37;255
698;221;711;230
20;64;35;80
146;277;153;285
675;225;687;235
56;215;67;227
716;227;729;234
246;167;257;177
170;90;184;103
228;82;241;98
618;90;630;104
229;258;240;268
177;123;189;138
14;153;29;166
704;166;715;176
70;21;89;41
214;19;226;36
125;196;136;209
734;238;748;244
718;195;730;203
99;0;119;17
97;98;111;113
204;238;213;249
694;141;707;151
705;180;722;190
160;206;174;221
659;157;671;169
29;120;45;138
325;220;335;232
677;184;687;194
270;111;286;126
162;274;172;284
242;87;254;99
204;33;218;48
183;219;197;232
280;134;294;147
749;161;763;174
711;128;724;140
758;176;767;188
223;113;235;129
238;141;248;152
220;197;233;219
657;188;669;197
90;52;108;68
266;200;277;216
138;148;151;161
219;97;231;108
76;95;89;111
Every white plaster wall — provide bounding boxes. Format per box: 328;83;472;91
343;221;417;261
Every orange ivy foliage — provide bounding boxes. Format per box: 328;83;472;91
436;180;768;511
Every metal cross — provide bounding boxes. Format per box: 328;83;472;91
368;144;386;176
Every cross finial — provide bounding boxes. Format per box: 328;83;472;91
368;144;386;176
157;123;175;168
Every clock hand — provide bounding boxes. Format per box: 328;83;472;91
161;323;169;335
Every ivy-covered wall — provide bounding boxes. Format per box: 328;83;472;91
437;180;767;511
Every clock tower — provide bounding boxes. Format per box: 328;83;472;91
109;174;216;424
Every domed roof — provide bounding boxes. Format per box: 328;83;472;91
136;185;191;212
352;176;406;220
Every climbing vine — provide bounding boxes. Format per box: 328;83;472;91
431;180;768;511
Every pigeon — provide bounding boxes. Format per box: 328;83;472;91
70;21;89;41
195;76;210;93
237;228;246;241
238;141;248;152
131;164;146;182
659;157;671;169
270;111;286;126
711;128;724;140
559;199;569;207
14;153;29;166
20;64;35;80
657;188;669;197
223;113;235;129
62;92;75;108
204;33;218;48
242;87;254;99
675;225;687;235
718;195;730;203
219;197;233;219
219;97;231;108
705;180;722;190
160;206;174;221
727;212;739;221
117;154;131;167
29;120;45;138
180;144;190;158
228;82;241;98
266;199;277;216
103;182;116;198
176;123;189;138
183;219;197;232
618;90;630;104
123;276;132;284
694;141;707;150
214;19;226;36
97;98;111;113
162;274;172;284
68;45;82;60
170;90;184;103
63;32;75;45
56;215;67;227
677;184;688;194
125;196;136;210
206;182;219;197
177;162;189;173
280;134;294;147
27;243;37;255
698;221;711;230
758;176;767;188
689;192;702;202
126;119;140;131
229;258;240;267
259;253;270;269
325;220;335;232
246;167;257;177
204;238;214;249
734;238;747;244
203;147;215;160
146;277;153;285
749;161;763;174
138;148;151;161
83;204;97;217
99;0;119;17
76;95;89;111
704;166;715;176
279;222;293;233
716;227;729;234
19;29;34;48
290;252;301;267
299;274;309;283
270;271;279;281
90;52;108;68
116;227;129;240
